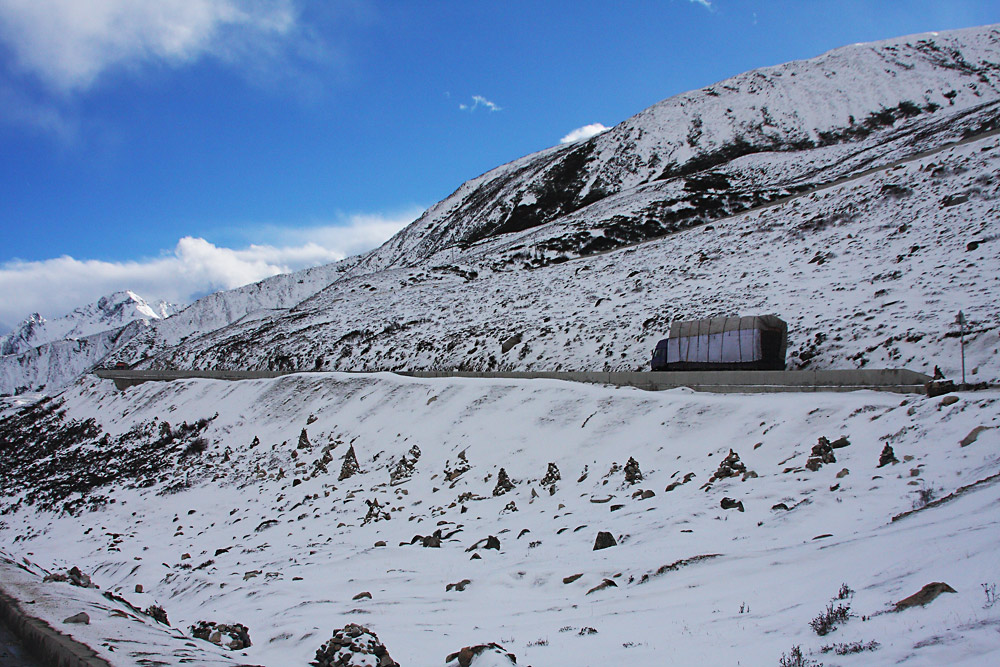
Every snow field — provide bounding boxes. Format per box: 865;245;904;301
1;372;998;665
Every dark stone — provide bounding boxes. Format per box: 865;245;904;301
878;443;899;468
720;497;744;512
593;531;617;550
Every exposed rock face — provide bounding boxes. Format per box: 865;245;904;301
312;624;399;667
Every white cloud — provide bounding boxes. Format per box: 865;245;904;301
459;95;501;112
560;123;609;144
0;0;298;92
688;0;713;9
0;209;420;325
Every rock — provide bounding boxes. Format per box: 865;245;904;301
836;468;850;478
593;531;617;550
878;443;899;468
925;379;955;397
374;540;387;547
446;579;471;592
500;333;523;353
191;621;252;650
940;394;960;406
960;426;993;447
563;573;583;584
312;624;398;667
829;436;851;449
771;503;790;511
390;445;421;485
63;612;89;624
135;584;143;593
586;578;618;595
353;591;372;600
624;457;643;484
640;489;655;500
720;497;744;512
339;445;361;481
493;468;514;496
895;582;957;611
145;604;169;625
447;643;517;666
485;535;501;550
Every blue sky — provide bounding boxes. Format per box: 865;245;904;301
0;0;998;327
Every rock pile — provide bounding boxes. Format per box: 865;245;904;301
805;437;837;471
312;624;399;667
878;443;899;467
624;457;643;484
339;445;361;481
446;643;517;666
44;566;96;588
493;468;514;496
540;462;560;493
709;450;746;482
190;620;252;650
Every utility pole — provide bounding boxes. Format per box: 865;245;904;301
956;310;966;387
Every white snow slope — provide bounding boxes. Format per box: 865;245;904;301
1;373;999;666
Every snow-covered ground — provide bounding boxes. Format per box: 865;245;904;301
1;373;998;665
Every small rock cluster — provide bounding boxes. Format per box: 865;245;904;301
878;443;899;468
390;445;421;485
709;450;746;482
493;468;514;496
311;624;399;667
540;462;560;493
624;457;643;484
339;445;361;481
446;643;517;666
44;566;96;588
190;620;252;650
805;437;837;471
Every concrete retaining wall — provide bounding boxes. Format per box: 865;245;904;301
94;368;932;394
0;587;111;667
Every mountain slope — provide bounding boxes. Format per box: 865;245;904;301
0;372;998;665
105;23;1000;387
351;24;1000;273
133;128;1000;384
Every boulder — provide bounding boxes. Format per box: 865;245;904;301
593;531;617;550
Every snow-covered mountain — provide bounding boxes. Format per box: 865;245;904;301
0;290;179;395
0;290;177;357
97;24;998;387
10;25;1000;393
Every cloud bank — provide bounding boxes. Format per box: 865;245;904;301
0;0;298;92
560;123;609;144
0;209;419;325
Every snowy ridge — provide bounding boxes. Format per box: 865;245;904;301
0;290;177;357
351;24;1000;272
0;373;998;665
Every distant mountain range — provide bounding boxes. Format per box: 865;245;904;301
4;24;1000;395
0;291;178;395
